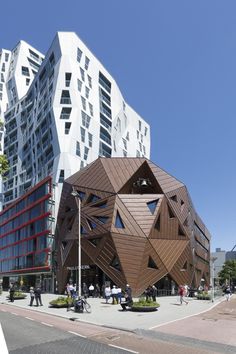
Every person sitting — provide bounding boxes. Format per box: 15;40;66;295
74;296;84;312
120;292;133;311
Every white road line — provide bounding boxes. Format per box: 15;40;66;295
1;309;7;312
41;322;53;327
109;344;139;353
11;312;18;316
68;331;87;338
25;317;35;321
0;323;9;354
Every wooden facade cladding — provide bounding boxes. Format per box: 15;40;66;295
55;158;211;295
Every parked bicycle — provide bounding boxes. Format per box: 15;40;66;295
68;294;91;313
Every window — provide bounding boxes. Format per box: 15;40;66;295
136;150;140;157
99;72;111;93
87;194;101;203
77;79;82;92
1;73;4;82
87;75;92;88
22;66;30;76
81;111;91;128
5;53;9;61
60;107;72;119
143;145;146;155
110;255;121;271
58;169;64;183
137;130;139;139
94;216;108;224
100;113;112;131
85;86;90;99
139;120;142;131
122;138;127;150
126;131;129;141
1;63;5;72
123;150;127;157
85;56;90;70
80;127;85;142
115;211;125;228
88;133;93;147
147;199;159;214
88;103;93;116
65;73;72;87
26;78;30;86
100;88;111;106
77;47;82;62
80;67;85;81
148;256;158;269
100;126;111;145
139;142;142;152
65;122;71;134
76;141;81;156
81;96;86;110
100;102;111;118
84;146;89;160
144;126;148;136
60;90;71;104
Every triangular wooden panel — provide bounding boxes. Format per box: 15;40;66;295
149;239;189;272
60;239;74;266
81;232;109;261
118;194;163;236
169;242;193;286
66;158;116;193
136;240;168;295
148;161;184;193
101;157;145;193
111;233;147;289
110;196;146;237
166;186;190;232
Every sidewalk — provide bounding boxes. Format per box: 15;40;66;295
0;291;225;332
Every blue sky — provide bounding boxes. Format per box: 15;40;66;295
1;1;236;251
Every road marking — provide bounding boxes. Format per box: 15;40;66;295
0;323;9;354
25;317;35;321
1;309;7;312
11;312;18;316
109;344;139;353
41;322;53;327
68;331;87;338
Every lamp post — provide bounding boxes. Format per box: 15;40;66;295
211;257;217;302
71;189;81;297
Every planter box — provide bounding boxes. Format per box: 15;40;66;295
131;306;158;312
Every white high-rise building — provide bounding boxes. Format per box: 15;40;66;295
1;32;151;212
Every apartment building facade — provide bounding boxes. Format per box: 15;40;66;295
0;32;150;290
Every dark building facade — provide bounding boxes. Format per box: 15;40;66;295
0;176;55;291
56;158;211;296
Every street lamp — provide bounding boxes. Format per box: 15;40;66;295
211;257;217;302
71;189;82;297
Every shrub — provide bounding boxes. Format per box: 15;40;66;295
196;291;211;300
7;291;27;299
49;296;73;308
132;297;160;308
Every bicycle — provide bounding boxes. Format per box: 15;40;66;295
71;294;91;313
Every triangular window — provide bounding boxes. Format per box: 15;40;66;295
168;205;175;219
65;206;71;212
87;194;101;203
88;238;101;247
155;214;161;231
170;195;177;202
91;200;107;208
81;225;87;234
178;225;185;237
148;256;158;269
77;191;86;200
183;217;189;227
181;200;184;212
110;255;121;271
62;241;68;249
147;199;159;214
87;219;97;230
94;216;109;224
115;211;125;229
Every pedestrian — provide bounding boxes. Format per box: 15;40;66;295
225;286;231;301
178;285;188;305
145;285;153;301
117;286;122;304
29;286;35;306
152;285;157;302
88;283;94;297
104;284;111;303
95;283;100;298
82;283;88;298
121;284;133;311
34;286;43;306
9;283;15;302
68;283;75;297
111;285;118;304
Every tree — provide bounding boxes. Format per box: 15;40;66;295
218;260;236;288
0;154;9;176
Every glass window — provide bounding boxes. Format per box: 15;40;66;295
80;68;85;81
76;141;80;156
58;169;64;183
84;146;89;160
80;127;85;142
77;48;82;62
88;103;93;117
99;72;111;93
139;120;142;131
60;90;71;104
65;122;71;134
88;133;93;147
81;96;86;110
65;73;72;87
85;86;90;99
85;56;90;70
87;75;92;88
60;107;72;119
115;211;125;228
77;79;82;92
21;66;30;76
